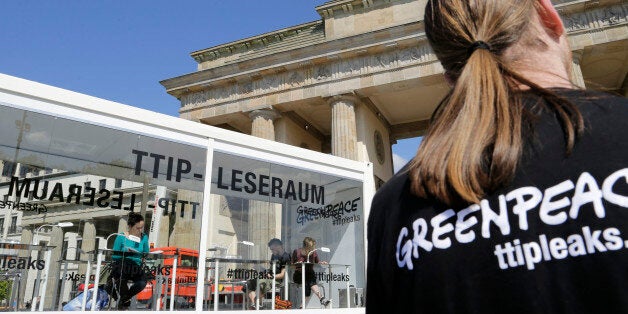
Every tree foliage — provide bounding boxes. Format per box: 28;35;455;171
0;280;11;304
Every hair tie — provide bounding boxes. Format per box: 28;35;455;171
467;41;491;55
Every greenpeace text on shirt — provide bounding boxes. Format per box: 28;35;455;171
395;168;628;271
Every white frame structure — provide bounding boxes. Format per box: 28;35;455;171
0;73;373;314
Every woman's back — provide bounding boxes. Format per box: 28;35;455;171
367;89;628;313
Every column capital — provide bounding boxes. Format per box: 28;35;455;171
249;108;279;140
326;92;360;107
248;108;281;121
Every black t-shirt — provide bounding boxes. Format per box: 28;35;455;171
271;251;291;275
367;89;628;314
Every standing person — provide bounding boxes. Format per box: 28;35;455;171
106;212;150;310
292;237;331;307
367;0;628;313
246;238;291;309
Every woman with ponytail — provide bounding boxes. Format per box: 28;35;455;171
292;237;331;307
367;0;628;313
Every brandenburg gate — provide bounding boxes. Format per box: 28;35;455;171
162;0;628;185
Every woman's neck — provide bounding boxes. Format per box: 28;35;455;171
507;13;575;90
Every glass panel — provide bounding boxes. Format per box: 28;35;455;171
0;103;206;311
208;151;364;310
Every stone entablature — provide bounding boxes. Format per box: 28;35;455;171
182;0;627;76
559;1;628;31
165;1;627;116
316;0;383;17
191;21;325;70
177;34;436;114
188;0;421;71
555;0;625;13
162;20;430;100
316;0;423;40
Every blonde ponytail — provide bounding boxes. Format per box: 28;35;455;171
411;0;583;205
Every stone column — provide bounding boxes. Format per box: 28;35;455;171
247;109;280;260
117;216;128;234
44;226;63;310
245;204;278;260
156;215;170;248
78;220;96;275
249;109;280;140
111;216;128;249
150;186;171;248
571;50;585;89
168;190;203;250
329;94;359;160
18;227;33;310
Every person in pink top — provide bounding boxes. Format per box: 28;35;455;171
291;237;331;307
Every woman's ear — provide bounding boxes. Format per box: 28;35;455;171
536;0;565;37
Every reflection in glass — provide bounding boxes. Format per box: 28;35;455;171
209;151;365;310
0;101;366;311
0;104;205;311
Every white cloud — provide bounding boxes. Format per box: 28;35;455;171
393;153;409;173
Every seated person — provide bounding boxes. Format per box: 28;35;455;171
246;238;291;309
292;237;330;307
106;212;149;310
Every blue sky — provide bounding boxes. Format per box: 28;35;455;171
0;0;421;171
